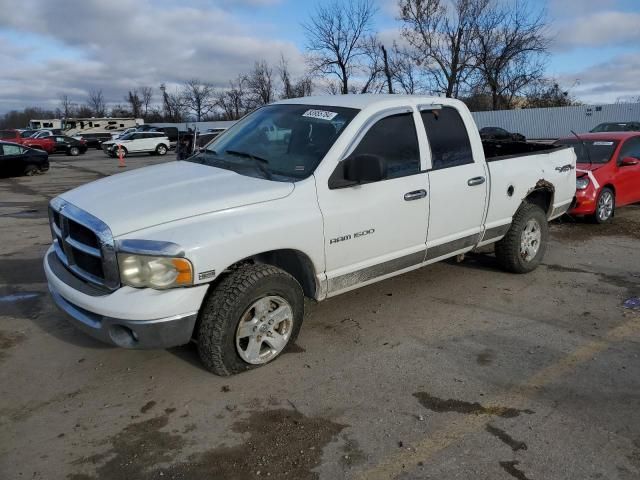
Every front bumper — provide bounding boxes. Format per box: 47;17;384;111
569;185;598;216
44;247;208;349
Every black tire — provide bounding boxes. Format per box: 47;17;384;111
156;144;168;156
197;264;304;376
68;146;80;156
495;203;548;274
23;164;39;176
590;187;615;224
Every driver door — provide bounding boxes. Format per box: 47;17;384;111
316;109;429;296
616;136;640;205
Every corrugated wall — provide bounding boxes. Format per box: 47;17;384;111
471;103;640;139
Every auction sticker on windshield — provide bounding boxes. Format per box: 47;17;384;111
302;109;338;121
593;141;614;146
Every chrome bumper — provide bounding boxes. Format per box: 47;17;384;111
49;287;198;349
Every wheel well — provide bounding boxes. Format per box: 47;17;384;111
601;184;615;196
523;183;554;216
228;249;318;299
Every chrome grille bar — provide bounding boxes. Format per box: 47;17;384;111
49;198;120;292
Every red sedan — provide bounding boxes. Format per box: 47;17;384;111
555;132;640;223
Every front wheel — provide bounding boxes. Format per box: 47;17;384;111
23;164;39;176
197;264;304;376
495;203;548;274
68;146;80;156
591;187;615;224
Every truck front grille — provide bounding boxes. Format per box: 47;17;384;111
49;198;119;291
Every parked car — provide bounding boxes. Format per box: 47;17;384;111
72;132;112;149
110;127;138;140
556;132;640;223
0;141;49;176
49;135;88;156
590;122;640;133
31;129;64;138
44;95;576;375
101;132;170;157
0;129;56;153
479;126;526;142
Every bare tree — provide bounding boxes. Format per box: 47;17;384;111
139;86;153;116
399;0;489;98
474;0;549;110
523;79;579;108
215;75;248;120
59;94;76;118
246;60;275;108
160;83;186;122
87;89;106;116
389;44;422;94
182;79;216;121
303;0;377;94
360;36;386;93
279;56;314;99
126;90;143;117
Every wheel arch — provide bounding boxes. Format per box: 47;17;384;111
523;180;554;217
218;249;319;299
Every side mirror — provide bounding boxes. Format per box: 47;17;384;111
621;156;640;166
344;154;387;182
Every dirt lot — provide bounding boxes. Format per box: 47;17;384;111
1;150;639;480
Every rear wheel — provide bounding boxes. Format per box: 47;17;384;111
495;203;548;273
591;187;614;224
23;164;39;176
156;144;168;156
197;264;304;376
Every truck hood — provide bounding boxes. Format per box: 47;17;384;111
60;161;294;236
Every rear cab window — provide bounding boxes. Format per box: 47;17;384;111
420;107;473;170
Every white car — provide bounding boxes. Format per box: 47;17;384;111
30;129;63;138
110;127;138;140
101;131;170;157
45;95;576;375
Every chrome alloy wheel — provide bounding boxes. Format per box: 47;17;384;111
235;296;293;364
520;219;541;262
597;190;614;222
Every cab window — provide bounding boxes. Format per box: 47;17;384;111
350;112;420;179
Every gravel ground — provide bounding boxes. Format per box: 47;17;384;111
1;149;639;480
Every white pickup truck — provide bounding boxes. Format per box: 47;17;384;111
45;95;576;375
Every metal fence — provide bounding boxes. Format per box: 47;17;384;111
471;103;640;139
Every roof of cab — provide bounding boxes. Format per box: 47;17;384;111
274;94;457;110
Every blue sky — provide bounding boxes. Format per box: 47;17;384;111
0;0;639;113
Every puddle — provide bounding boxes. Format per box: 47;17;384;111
476;349;495;366
0;292;41;302
550;213;640;241
413;392;534;418
486;424;527;451
69;408;346;480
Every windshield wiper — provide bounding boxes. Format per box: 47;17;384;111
225;149;272;180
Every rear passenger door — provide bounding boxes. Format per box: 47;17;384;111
419;107;488;260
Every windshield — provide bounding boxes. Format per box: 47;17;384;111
186;104;359;181
555;139;619;164
591;123;638;132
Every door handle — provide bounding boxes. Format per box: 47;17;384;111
404;189;427;201
467;176;486;186
555;164;575;172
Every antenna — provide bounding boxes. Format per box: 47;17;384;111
570;130;592;168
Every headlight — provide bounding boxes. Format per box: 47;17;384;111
576;176;590;190
118;254;193;289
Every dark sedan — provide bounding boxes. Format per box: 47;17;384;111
0;141;49;176
479;126;526;142
49;135;88;156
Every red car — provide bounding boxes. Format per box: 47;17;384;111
0;129;56;154
555;132;640;223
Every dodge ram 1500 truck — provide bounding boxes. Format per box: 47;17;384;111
44;95;576;375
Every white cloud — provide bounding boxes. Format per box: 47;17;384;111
558;52;640;103
551;10;640;51
0;0;304;112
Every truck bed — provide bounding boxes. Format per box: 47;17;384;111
482;139;565;161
